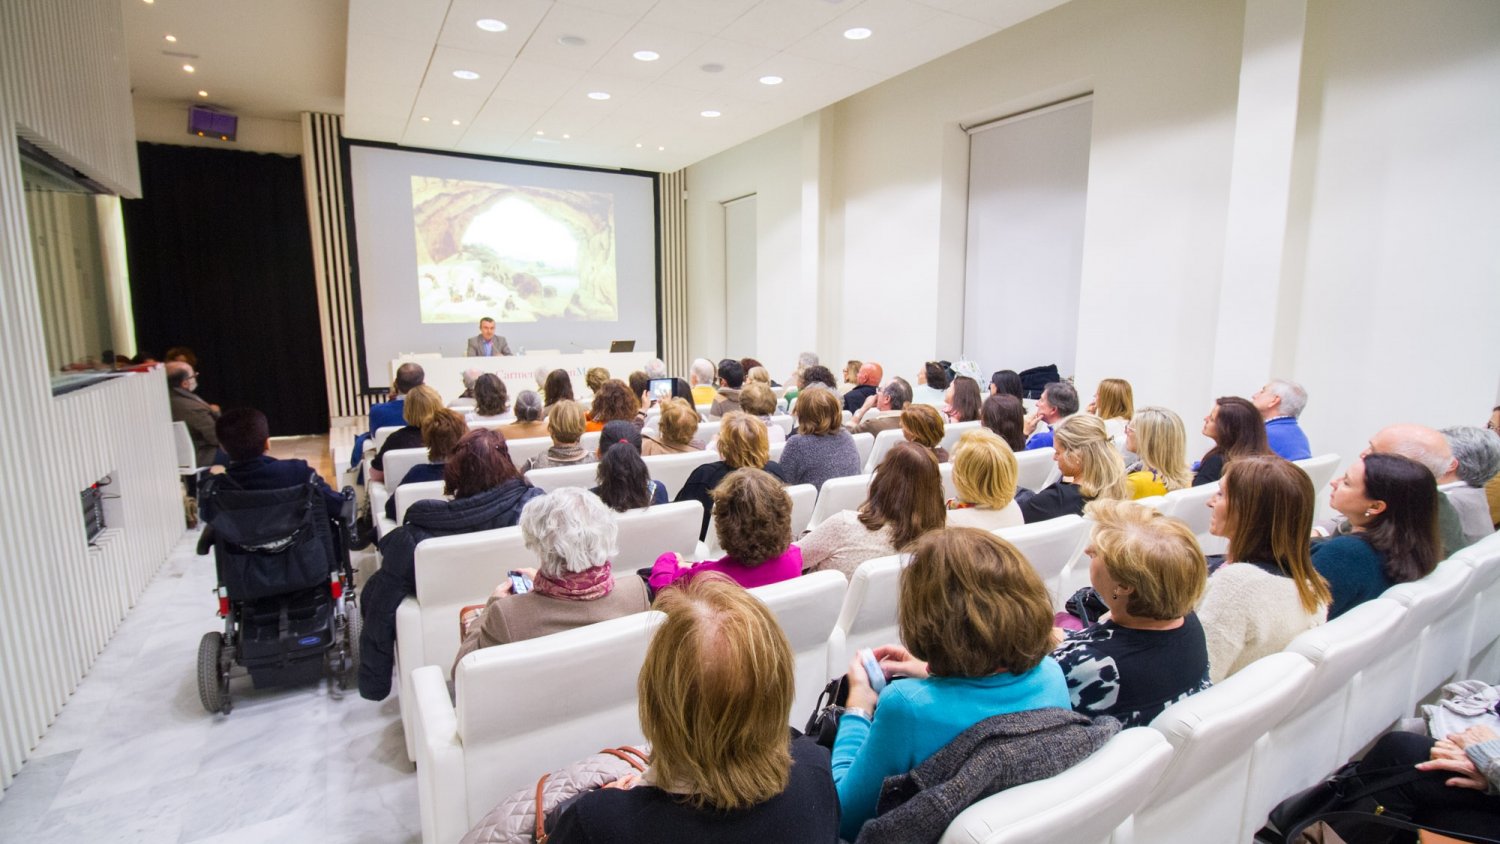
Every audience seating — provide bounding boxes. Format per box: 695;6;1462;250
372;425;403;451
939;462;957;501
749;571;848;723
938;420;981;453
171;421;204;483
769;440;786;461
395;526;539;760
1135;652;1315;844
863;427;906;473
381;447;429;489
851;431;875;468
611;500;703;573
1458;533;1500;676
1014;448;1055;492
411;611;661;844
523;461;598;493
645;450;723;498
1152;481;1220;554
809;473;873;528
767;414;794;436
1293;453;1341;520
1382;557;1475;714
995;516;1090;608
394;480;447;523
466;416;508;430
825;554;905;678
939;728;1175;844
505;435;552;470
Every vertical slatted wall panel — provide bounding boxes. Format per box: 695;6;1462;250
0;0;180;792
300;113;375;421
658;169;689;376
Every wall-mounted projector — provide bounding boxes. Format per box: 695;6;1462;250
187;106;237;142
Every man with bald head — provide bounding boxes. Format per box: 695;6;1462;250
1358;423;1468;555
349;362;425;468
166;360;221;467
843;362;883;414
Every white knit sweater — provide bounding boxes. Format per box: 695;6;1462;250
1197;562;1326;683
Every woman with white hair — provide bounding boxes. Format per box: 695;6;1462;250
452;487;650;672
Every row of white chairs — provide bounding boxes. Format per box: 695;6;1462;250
409;528;1500;844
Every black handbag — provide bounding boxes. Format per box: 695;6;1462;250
1261;762;1431;844
803;675;851;749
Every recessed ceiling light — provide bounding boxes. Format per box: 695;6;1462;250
420;116;430;122
164;34;176;42
843;27;872;40
451;119;461;126
452;69;479;80
558;35;587;47
700;63;724;73
475;18;507;32
182;64;195;73
587;91;610;100
658;146;665;151
759;75;783;85
143;0;153;4
635;143;642;148
700;110;721;118
536;130;545;136
633;50;659;62
562;134;570;139
197;90;208;97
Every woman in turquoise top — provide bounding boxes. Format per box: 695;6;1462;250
833;527;1070;840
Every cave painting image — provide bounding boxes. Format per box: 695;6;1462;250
411;177;618;323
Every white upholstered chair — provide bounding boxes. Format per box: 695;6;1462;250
1135;652;1315;844
825;553;906;678
411;611;661;844
851;431;875;468
863;427;906;473
940;728;1175;844
939;420;981;453
1014;447;1056;493
749;570;848;722
394;480;447;523
995;515;1090;608
504;436;552;471
611;500;703;573
809;472;873;528
381;447;428;488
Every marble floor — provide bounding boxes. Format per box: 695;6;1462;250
0;436;419;843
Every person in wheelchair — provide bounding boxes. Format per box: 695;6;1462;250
210;408;347;522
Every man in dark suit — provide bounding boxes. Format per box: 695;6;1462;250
216;407;346;520
166;360;221;467
465;317;511;357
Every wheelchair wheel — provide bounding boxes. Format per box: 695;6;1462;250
334;605;362;690
197;632;232;714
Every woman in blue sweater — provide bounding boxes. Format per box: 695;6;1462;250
1311;451;1440;618
833;527;1069;840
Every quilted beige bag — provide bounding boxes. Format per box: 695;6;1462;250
459;745;650;844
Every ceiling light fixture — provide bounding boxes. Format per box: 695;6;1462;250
701;110;721;118
182;64;195;73
451;119;461;126
658;146;665;151
536;130;545;136
420;116;430;122
562;133;570;139
452;69;479;80
587;91;610;100
635;143;642;148
558;35;587;47
843;27;872;40
143;0;153;4
164;34;176;42
197;90;208;97
475;18;508;32
633;50;659;62
759;75;783;85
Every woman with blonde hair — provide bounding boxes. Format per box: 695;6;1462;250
800;442;946;577
901;403;951;463
1052;500;1211;725
550;575;839;842
675;412;786;539
651;468;802;591
834;528;1071;840
642;397;704;456
945;428;1024;530
1201;455;1329;681
1020;414;1130;523
1090;378;1135;437
370;383;446;482
781;387;862;490
1125;406;1193;498
734;381;785;444
523;397;596;472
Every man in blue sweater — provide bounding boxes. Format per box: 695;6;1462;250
1252;378;1312;461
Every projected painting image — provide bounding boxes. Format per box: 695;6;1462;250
411;177;618;323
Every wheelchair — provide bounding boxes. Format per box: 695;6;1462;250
194;472;359;714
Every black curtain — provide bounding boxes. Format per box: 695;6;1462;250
123;142;329;436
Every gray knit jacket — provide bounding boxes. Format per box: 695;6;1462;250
854;708;1120;844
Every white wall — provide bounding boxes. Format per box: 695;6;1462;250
1283;0;1500;466
0;0;182;790
682;0;1500;466
133;97;304;156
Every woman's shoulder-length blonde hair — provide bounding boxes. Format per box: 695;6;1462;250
1095;378;1134;421
640;574;794;810
951;428;1019;509
1054;414;1130;502
1131;406;1192;491
716;411;770;469
656;397;700;445
1083;499;1206;620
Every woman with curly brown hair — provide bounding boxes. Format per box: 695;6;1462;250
650;467;801;592
587;379;641;432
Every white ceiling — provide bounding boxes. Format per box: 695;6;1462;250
124;0;1069;172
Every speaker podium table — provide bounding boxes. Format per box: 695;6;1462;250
390;351;654;406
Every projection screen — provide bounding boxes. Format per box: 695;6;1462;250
346;144;659;387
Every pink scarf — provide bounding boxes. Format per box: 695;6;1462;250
533;563;615;601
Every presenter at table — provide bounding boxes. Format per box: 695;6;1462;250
465;317;511;357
